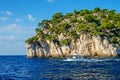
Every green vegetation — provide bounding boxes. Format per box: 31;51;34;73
60;39;71;46
26;8;120;46
25;36;38;43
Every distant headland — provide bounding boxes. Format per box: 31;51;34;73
25;7;120;58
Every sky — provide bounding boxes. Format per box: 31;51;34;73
0;0;120;55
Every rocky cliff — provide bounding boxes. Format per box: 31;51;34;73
26;34;120;58
25;8;120;58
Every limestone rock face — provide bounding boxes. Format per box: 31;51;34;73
26;35;120;58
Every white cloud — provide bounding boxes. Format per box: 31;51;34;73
0;11;13;21
0;17;9;21
0;24;35;41
1;11;13;16
0;23;36;55
28;14;36;21
5;11;13;15
15;17;23;22
48;0;54;2
0;35;19;41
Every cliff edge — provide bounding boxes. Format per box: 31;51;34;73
26;34;120;58
25;8;120;58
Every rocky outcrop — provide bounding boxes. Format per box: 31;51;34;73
26;34;120;58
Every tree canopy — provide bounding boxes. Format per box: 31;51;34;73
26;7;120;47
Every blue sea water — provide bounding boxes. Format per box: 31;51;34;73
0;56;120;80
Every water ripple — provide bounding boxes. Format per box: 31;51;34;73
0;56;120;80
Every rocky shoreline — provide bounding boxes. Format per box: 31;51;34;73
26;34;120;58
26;8;120;58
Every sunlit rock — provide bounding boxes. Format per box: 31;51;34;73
26;35;119;58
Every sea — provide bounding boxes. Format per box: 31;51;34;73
0;56;120;80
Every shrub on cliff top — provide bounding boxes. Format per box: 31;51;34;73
26;7;120;46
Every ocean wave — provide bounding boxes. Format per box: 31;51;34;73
63;58;120;62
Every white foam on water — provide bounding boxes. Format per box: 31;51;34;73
63;58;120;62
